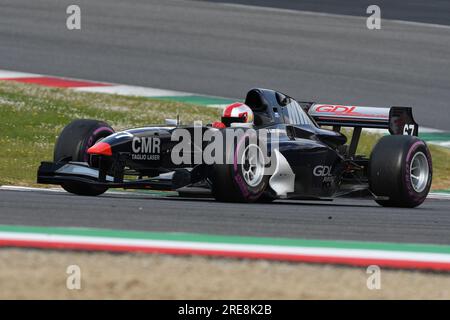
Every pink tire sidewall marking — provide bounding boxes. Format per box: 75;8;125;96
232;133;267;201
403;140;432;202
82;126;115;162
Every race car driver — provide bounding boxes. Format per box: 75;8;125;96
212;102;254;128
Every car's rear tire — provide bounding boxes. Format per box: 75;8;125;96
54;119;115;196
369;135;432;208
211;133;270;203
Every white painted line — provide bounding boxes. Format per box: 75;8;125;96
2;185;450;200
421;127;446;133
0;69;235;105
428;193;450;200
427;141;450;148
0;185;165;197
74;85;192;97
206;104;229;109
0;231;449;263
0;70;42;79
0;68;448;146
348;127;443;135
0;185;64;192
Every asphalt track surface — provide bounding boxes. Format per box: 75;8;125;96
1;189;450;245
1;0;450;130
202;0;450;26
1;1;450;246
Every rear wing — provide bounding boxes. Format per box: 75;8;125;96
308;104;418;136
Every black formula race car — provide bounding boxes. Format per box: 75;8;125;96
37;88;432;207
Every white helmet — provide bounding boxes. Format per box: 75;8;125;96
221;102;254;127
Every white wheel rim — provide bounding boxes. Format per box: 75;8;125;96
241;144;265;187
410;151;429;193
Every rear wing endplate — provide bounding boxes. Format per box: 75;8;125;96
308;104;418;136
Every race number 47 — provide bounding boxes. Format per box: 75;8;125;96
403;124;415;136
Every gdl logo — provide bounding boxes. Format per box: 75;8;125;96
313;165;332;177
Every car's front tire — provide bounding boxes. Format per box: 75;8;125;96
369;135;432;208
54;119;115;196
211;134;270;203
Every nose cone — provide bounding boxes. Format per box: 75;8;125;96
87;142;112;156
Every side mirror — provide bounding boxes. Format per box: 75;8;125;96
165;118;178;126
275;92;291;106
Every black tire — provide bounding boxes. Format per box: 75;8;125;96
256;190;277;203
54;119;115;196
211;132;270;202
59;181;109;197
369;135;432;208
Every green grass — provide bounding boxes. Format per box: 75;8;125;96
0;81;448;190
0;81;220;186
